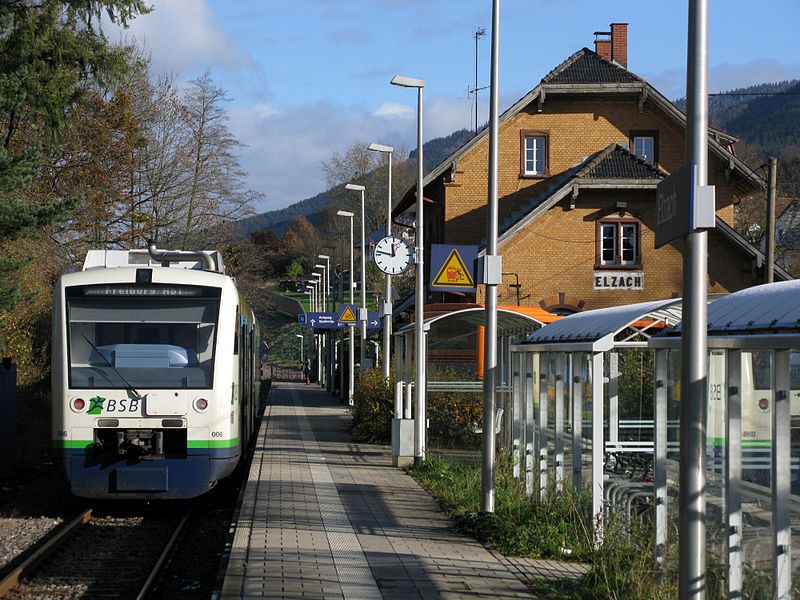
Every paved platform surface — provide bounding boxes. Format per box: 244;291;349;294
220;382;588;599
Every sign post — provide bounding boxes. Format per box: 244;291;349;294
679;1;712;595
655;161;715;249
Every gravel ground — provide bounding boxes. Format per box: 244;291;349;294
0;463;76;574
0;516;63;569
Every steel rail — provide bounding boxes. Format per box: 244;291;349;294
0;508;93;597
136;508;192;600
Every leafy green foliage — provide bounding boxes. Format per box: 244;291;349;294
617;349;654;425
0;0;148;331
427;390;482;449
409;456;686;599
285;258;304;278
351;369;394;443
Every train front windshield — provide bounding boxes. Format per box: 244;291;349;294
66;285;220;390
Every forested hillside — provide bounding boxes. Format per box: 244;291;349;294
676;80;800;159
244;128;475;236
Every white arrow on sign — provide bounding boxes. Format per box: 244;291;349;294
310;319;316;326
370;320;378;326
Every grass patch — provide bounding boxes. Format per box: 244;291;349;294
408;455;682;599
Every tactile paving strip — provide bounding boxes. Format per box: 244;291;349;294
292;387;382;600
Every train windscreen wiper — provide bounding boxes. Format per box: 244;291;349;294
81;334;143;400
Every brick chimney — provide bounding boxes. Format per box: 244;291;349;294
610;23;628;68
594;31;611;61
594;23;628;68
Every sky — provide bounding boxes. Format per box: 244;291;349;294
114;0;800;214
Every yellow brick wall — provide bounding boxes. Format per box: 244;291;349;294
444;95;745;247
472;189;755;310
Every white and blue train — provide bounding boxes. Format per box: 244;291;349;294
52;243;260;499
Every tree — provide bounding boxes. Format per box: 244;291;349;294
285;259;304;278
177;72;259;249
0;0;148;313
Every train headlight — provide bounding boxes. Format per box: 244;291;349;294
71;398;86;412
758;398;770;412
193;397;209;412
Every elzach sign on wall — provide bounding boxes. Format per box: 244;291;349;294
593;271;644;291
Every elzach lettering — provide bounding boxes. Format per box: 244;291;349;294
657;189;677;225
593;272;644;291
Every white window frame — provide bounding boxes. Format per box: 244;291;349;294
599;220;640;267
523;135;546;176
633;136;655;165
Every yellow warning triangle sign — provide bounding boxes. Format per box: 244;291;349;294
432;248;475;288
339;305;357;323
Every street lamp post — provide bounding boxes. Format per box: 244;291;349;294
319;253;332;393
318;255;331;310
481;0;501;514
337;209;356;405
308;279;318;312
345;183;368;369
313;272;324;385
315;264;327;310
295;333;304;365
391;74;425;465
368;142;394;381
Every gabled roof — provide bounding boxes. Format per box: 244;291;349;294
579;143;664;180
486;145;791;281
395;48;761;217
496;144;664;242
542;48;642;85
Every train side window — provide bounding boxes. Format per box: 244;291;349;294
234;307;240;355
752;351;771;390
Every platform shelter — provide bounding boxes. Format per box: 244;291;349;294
392;304;553;464
650;280;800;599
509;299;682;542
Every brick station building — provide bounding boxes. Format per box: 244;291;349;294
395;24;790;315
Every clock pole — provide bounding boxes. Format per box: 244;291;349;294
369;143;395;381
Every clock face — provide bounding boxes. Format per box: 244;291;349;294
373;236;413;275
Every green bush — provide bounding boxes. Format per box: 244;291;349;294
351;369;394;443
409;455;686;599
427;390;482;449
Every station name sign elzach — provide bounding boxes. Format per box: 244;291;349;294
593;271;643;291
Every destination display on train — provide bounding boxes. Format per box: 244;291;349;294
83;285;204;297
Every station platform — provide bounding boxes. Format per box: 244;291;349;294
220;382;588;599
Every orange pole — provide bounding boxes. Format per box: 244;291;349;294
476;324;485;380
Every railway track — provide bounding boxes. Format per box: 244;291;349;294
0;506;191;599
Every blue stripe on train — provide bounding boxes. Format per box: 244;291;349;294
58;447;241;500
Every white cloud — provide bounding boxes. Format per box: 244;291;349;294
122;0;240;73
374;102;413;117
228;94;481;215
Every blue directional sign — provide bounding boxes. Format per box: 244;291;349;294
297;314;306;324
336;304;382;329
305;312;342;329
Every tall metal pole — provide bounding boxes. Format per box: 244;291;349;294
340;237;345;401
680;0;709;595
359;188;368;367
391;75;425;463
480;0;500;514
766;156;777;283
385;155;393;379
413;85;426;465
348;216;355;405
475;29;479;133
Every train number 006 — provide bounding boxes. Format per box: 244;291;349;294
211;431;224;438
